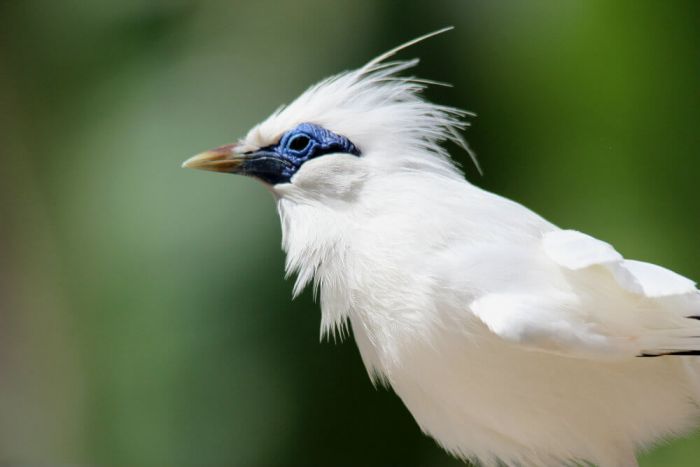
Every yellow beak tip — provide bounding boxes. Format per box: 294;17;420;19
181;145;244;173
181;150;224;171
181;157;196;169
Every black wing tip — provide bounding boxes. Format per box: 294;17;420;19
639;350;700;358
639;316;700;356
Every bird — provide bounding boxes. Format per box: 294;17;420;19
183;28;700;467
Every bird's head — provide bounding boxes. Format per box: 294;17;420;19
183;28;477;205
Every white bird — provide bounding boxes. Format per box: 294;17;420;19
183;28;700;467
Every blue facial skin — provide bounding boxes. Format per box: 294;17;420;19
240;123;361;185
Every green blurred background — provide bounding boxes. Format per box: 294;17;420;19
1;0;698;465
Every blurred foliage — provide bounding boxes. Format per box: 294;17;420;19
0;0;698;465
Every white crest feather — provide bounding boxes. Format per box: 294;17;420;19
243;27;481;177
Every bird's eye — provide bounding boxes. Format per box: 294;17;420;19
288;134;310;152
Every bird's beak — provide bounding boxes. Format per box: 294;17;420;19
181;143;246;174
182;143;292;185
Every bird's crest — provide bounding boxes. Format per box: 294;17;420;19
244;27;481;176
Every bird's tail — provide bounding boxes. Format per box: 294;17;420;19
634;293;700;357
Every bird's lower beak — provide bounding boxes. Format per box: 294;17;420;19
181;143;246;174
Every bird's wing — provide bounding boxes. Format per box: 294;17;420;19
470;292;627;358
542;229;697;297
470;229;700;359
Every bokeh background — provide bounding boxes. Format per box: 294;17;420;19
1;0;699;465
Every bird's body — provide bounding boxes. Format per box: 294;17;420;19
280;167;700;466
184;30;700;466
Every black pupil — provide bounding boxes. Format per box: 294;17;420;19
289;135;310;152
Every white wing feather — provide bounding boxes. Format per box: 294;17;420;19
470;229;700;359
470;293;624;358
611;259;697;298
541;229;622;269
544;229;697;297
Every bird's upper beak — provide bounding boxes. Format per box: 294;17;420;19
181;143;246;174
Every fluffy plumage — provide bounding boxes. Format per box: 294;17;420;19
187;29;700;466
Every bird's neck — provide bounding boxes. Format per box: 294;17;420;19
277;197;357;336
276;173;464;340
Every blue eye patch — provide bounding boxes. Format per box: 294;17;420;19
240;122;361;185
